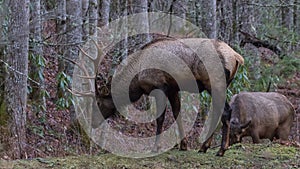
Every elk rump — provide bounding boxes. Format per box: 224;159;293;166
229;92;295;145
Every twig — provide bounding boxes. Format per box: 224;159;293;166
240;30;282;55
0;59;40;85
66;88;94;97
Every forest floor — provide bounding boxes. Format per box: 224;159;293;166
1;143;299;169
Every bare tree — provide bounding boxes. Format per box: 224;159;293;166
82;0;89;40
0;0;8;49
5;0;30;159
99;0;111;26
89;0;98;36
202;0;217;38
0;0;8;134
56;0;67;72
150;0;172;12
29;0;46;114
239;0;257;36
281;0;294;51
66;0;83;120
217;0;241;43
281;0;294;30
66;0;82;73
231;0;239;43
129;0;150;42
294;0;300;49
0;0;8;59
294;0;299;30
217;0;234;43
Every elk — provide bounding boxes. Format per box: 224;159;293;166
93;37;244;156
228;92;295;145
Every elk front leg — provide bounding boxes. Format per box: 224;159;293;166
169;92;187;151
216;102;231;156
199;134;214;153
251;131;261;144
152;89;167;152
153;109;166;152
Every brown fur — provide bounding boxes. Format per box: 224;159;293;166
229;92;295;144
95;38;244;154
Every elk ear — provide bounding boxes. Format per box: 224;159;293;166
241;120;251;132
100;86;110;96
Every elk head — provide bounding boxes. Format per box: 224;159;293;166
92;76;116;128
229;117;251;144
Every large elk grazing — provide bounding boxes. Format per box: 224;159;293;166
228;92;295;145
94;37;244;156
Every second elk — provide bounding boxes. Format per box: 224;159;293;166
228;92;295;145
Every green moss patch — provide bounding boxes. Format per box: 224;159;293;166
5;143;300;169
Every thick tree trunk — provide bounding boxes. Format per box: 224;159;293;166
56;0;67;72
0;4;7;147
82;0;89;40
281;0;294;51
0;0;8;50
217;0;233;43
0;0;8;58
29;0;46;114
66;0;82;121
129;0;150;43
99;0;111;26
164;0;188;36
203;0;217;38
231;0;239;43
56;0;68;106
239;0;257;36
293;0;298;32
89;0;98;36
149;0;172;12
66;0;82;73
281;0;294;30
294;0;299;31
5;0;30;159
294;0;300;49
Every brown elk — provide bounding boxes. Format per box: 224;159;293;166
93;37;244;156
228;92;295;145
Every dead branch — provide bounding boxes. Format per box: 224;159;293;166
67;88;94;97
240;30;282;55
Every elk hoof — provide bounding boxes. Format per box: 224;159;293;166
180;147;187;151
198;148;208;153
198;150;205;153
216;150;225;157
180;139;188;151
198;146;209;153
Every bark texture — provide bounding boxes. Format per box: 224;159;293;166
5;0;30;159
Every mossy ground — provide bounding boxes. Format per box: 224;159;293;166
1;143;299;169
